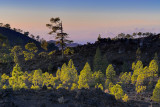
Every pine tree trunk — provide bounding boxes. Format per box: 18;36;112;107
61;22;64;59
61;41;64;58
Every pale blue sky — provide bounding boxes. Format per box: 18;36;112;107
0;0;160;43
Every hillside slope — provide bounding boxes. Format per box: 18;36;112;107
0;27;58;51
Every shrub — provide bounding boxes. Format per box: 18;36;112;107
123;94;129;102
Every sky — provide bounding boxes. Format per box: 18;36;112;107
0;0;160;44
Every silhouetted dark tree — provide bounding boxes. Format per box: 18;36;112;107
46;17;73;58
41;39;48;51
24;32;29;36
4;24;11;29
36;35;40;41
30;34;35;39
0;23;3;27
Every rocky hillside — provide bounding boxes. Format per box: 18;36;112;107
0;88;122;107
69;33;160;73
0;88;156;107
9;33;160;74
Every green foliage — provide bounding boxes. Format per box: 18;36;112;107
9;64;27;90
25;42;38;53
105;79;111;89
95;83;103;91
93;47;102;72
106;64;116;82
101;55;109;74
136;85;146;94
152;79;160;102
2;84;8;89
48;50;56;58
123;94;129;102
23;51;34;61
42;72;53;87
32;69;42;87
154;52;160;75
60;59;78;85
120;72;131;85
110;84;124;100
71;83;78;90
64;47;74;55
131;60;143;84
46;17;73;58
50;77;60;88
108;82;114;91
38;52;48;58
56;84;64;89
148;59;158;78
1;73;9;83
56;69;61;79
78;62;93;89
11;46;23;64
41;40;48;51
92;70;104;85
11;46;23;56
56;84;68;90
0;53;12;63
31;85;40;90
23;43;38;60
136;48;141;60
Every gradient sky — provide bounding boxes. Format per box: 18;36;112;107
0;0;160;44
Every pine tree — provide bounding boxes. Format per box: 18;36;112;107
152;79;160;102
101;55;109;74
93;47;102;72
11;46;23;64
24;43;38;60
25;42;38;53
32;69;42;87
120;72;131;85
9;64;27;90
110;84;124;100
46;17;73;58
154;52;160;75
92;70;105;85
78;62;93;89
60;59;78;86
136;48;141;61
106;64;116;82
131;60;143;84
56;69;61;79
149;59;158;78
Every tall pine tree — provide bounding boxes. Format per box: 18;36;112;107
93;47;102;72
78;62;93;89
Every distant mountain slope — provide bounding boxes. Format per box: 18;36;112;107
0;27;58;51
48;40;81;48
